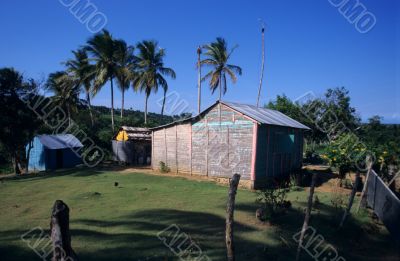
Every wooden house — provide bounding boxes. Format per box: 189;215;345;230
112;127;151;165
150;101;310;189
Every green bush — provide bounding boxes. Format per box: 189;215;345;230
256;179;291;222
321;133;366;179
159;161;170;173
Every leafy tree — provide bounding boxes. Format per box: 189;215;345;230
114;39;136;119
132;40;176;123
360;116;400;182
64;48;95;126
46;71;80;127
323;87;360;132
0;68;42;174
85;29;119;131
266;94;325;143
268;87;360;144
200;37;242;100
266;94;304;120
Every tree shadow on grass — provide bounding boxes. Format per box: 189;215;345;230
0;162;145;182
1;205;397;261
0;208;275;261
1;204;397;261
0;167;102;182
72;209;271;260
267;201;399;261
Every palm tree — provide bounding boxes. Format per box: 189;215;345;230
85;29;118;131
200;37;242;100
132;40;176;124
64;48;95;126
256;21;266;108
114;39;136;118
197;46;202;114
46;71;80;127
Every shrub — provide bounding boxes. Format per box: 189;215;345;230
159;161;170;173
256;179;290;222
321;133;366;180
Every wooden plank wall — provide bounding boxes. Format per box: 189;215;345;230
152;104;254;180
255;124;304;183
191;121;208;176
152;129;166;169
166;127;177;170
176;124;191;174
152;109;305;188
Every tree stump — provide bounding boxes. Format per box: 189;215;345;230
50;200;77;261
256;208;266;222
226;174;241;261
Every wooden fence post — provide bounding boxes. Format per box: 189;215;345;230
296;173;317;261
50;200;77;261
339;172;361;228
226;174;241;261
357;156;373;213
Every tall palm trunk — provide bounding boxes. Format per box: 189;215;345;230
197;46;202;114
257;24;265;107
161;89;166;117
86;91;94;126
121;87;124;118
144;93;149;124
219;75;222;101
218;76;222;124
110;76;115;131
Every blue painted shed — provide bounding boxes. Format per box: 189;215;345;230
26;134;83;172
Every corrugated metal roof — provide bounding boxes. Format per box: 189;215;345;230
121;126;150;132
222;101;310;130
38;134;83;149
116;126;151;140
150;100;310;130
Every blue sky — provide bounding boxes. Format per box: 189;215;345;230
1;0;399;123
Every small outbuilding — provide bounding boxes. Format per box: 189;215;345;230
112;127;151;165
26;134;83;172
151;101;310;189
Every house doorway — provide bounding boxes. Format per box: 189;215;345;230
56;150;63;168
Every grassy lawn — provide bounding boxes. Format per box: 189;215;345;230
0;168;397;260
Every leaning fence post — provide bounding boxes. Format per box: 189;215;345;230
296;173;317;261
339;172;361;228
357;156;373;213
50;200;77;261
226;174;241;261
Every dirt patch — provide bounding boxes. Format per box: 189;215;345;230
304;165;358;195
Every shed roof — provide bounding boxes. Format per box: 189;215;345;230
222;101;310;130
38;134;83;149
151;100;310;130
114;126;151;141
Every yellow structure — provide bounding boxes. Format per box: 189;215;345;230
115;130;129;141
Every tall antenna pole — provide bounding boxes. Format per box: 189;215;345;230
256;20;265;108
197;46;202;114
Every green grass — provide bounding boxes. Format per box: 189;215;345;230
0;169;397;260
